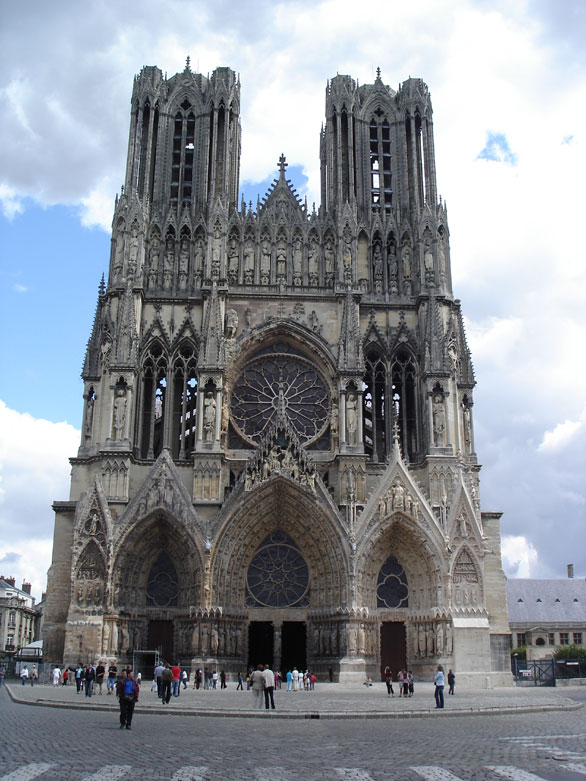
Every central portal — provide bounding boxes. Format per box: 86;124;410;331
248;621;274;668
380;621;406;680
281;621;306;674
148;619;173;663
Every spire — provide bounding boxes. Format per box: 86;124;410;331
185;55;191;72
81;276;106;379
198;283;225;369
278;153;288;177
337;287;363;372
113;281;137;366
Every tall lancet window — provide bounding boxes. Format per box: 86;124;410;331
171;342;198;459
140;341;168;459
363;349;387;462
369;112;392;212
170;100;196;205
391;348;419;461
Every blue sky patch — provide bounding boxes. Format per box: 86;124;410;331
477;131;518;164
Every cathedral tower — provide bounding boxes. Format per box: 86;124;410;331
44;65;510;686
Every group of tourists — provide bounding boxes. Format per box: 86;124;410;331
383;667;415;697
284;667;316;691
152;662;189;702
18;665;38;685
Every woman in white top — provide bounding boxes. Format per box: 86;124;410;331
433;665;445;709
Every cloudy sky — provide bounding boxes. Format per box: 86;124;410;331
1;0;585;600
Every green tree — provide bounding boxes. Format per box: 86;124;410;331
553;644;586;660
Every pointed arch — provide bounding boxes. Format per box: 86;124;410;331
391;344;420;461
363;343;388;462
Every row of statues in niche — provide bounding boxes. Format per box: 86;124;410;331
412;621;454;658
76;580;103;607
245;443;318;492
377;479;420;519
101;620;139;656
176;621;242;657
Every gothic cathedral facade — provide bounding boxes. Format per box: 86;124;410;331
43;63;511;684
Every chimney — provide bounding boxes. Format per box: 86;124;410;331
22;581;32;594
567;564;574;579
5;576;15;587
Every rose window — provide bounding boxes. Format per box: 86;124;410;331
246;530;310;607
231;349;329;445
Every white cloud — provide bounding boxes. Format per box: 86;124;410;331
0;401;80;599
538;417;584;453
13;283;28;293
0;183;24;219
501;535;539;578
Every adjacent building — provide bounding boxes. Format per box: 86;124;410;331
0;577;40;659
508;569;586;661
43;62;511;685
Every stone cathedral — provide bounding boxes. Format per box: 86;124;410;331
44;62;511;685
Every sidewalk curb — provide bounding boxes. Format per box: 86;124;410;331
4;685;582;720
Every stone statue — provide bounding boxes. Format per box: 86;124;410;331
210;626;219;655
436;622;444;655
128;226;139;278
114;233;124;279
225;308;238;338
373;242;383;278
228;236;239;281
113;389;127;439
346;392;358;446
276;240;287;279
463;405;472;451
203;392;216;442
84;394;95;438
120;623;130;654
445;622;453;655
433;394;446;446
324;237;334;279
401;243;411;279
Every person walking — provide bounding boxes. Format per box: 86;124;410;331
408;671;414;697
236;671;243;690
447;669;455;695
286;669;292;691
384;666;394;697
262;664;276;710
181;669;188;689
117;669;139;730
75;664;83;693
154;661;164;698
0;665;5;686
85;663;96;697
161;664;173;704
249;664;265;709
106;661;118;695
52;666;61;687
434;665;445;709
171;662;181;697
20;666;29;685
95;660;105;694
30;665;38;686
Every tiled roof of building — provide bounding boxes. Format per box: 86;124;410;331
507;579;586;624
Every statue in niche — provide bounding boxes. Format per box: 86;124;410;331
324;237;334;282
388;241;398;284
348;624;358;656
342;226;352;280
445;622;453;655
210;626;219;655
432;393;446;446
424;236;434;281
276;240;287;279
102;621;111;654
412;627;419;658
308;240;319;283
148;235;160;287
128;226;139;279
243;240;254;283
113;232;124;280
436;623;444;655
163;236;174;289
120;623;130;655
463;405;472;451
391;480;406;511
260;238;271;283
113;389;127;439
418;623;426;657
448;340;458;370
225;309;238;338
438;235;446;276
133;625;141;650
84;393;95;438
194;235;204;280
178;235;189;290
426;623;435;657
401;243;411;283
373;242;383;279
227;235;239;282
211;227;221;279
293;236;303;283
330;401;339;448
200;624;209;656
203;392;216;442
346;392;358;446
192;623;200;653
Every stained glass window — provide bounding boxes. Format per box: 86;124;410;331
231;351;329;445
376;554;408;608
146;552;179;607
246;530;310;607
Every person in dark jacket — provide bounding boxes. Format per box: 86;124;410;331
161;664;173;704
84;663;96;698
448;669;455;695
117;670;140;729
